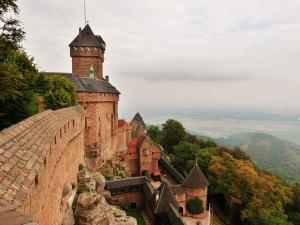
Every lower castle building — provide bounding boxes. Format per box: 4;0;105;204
0;24;211;225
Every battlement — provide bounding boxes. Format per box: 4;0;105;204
0;106;86;225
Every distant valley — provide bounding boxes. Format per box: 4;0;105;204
132;107;300;184
215;132;300;184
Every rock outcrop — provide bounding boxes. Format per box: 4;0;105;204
100;154;131;180
75;192;137;225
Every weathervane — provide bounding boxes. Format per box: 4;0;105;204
195;155;198;165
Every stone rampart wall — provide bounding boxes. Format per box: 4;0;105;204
0;106;85;225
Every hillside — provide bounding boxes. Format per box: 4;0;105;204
216;132;300;183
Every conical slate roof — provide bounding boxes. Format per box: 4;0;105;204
130;113;147;129
69;24;106;50
182;164;209;188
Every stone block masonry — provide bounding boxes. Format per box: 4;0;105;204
0;106;85;225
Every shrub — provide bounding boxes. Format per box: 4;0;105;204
76;187;88;194
186;197;204;214
79;163;84;171
104;175;113;181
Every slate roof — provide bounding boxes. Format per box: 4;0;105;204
130;113;147;129
170;185;185;195
142;181;156;209
105;176;147;190
155;183;178;214
182;164;209;188
45;73;120;94
69;24;106;51
167;204;187;225
159;158;185;184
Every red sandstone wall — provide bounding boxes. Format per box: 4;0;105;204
77;92;119;169
72;57;103;79
70;47;104;79
111;192;144;209
0;106;85;225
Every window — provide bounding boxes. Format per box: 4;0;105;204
35;175;38;186
130;203;137;209
111;114;114;135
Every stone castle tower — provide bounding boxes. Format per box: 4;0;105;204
67;24;125;170
69;24;106;79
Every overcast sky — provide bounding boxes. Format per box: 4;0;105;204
19;0;300;112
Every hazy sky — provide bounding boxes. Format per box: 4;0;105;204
19;0;300;112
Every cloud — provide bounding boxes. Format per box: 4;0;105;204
120;68;252;82
18;0;300;109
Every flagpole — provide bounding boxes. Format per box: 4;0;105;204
84;0;87;25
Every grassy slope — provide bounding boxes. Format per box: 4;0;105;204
127;210;146;225
216;132;300;183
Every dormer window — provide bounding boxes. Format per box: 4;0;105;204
89;64;94;79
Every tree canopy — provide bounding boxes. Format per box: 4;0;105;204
155;118;296;225
0;1;76;130
186;198;204;214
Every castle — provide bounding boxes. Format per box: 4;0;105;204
0;24;211;225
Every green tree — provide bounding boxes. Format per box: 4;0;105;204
198;139;217;149
44;76;76;110
0;0;25;49
287;184;300;225
170;142;199;175
186;198;204;214
0;1;77;130
147;125;162;144
170;142;215;176
0;49;40;129
160;119;186;153
209;151;293;224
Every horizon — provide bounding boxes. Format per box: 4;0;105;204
19;0;300;111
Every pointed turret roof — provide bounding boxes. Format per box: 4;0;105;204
130;112;147;129
69;24;106;50
182;164;209;188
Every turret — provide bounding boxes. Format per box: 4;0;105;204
182;164;209;219
69;24;106;79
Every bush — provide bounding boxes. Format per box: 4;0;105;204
44;75;76;110
76;187;88;194
104;175;113;181
79;163;84;171
186;198;204;214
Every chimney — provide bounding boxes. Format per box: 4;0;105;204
79;27;82;34
105;75;109;81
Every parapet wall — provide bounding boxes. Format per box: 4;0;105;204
0;106;85;225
